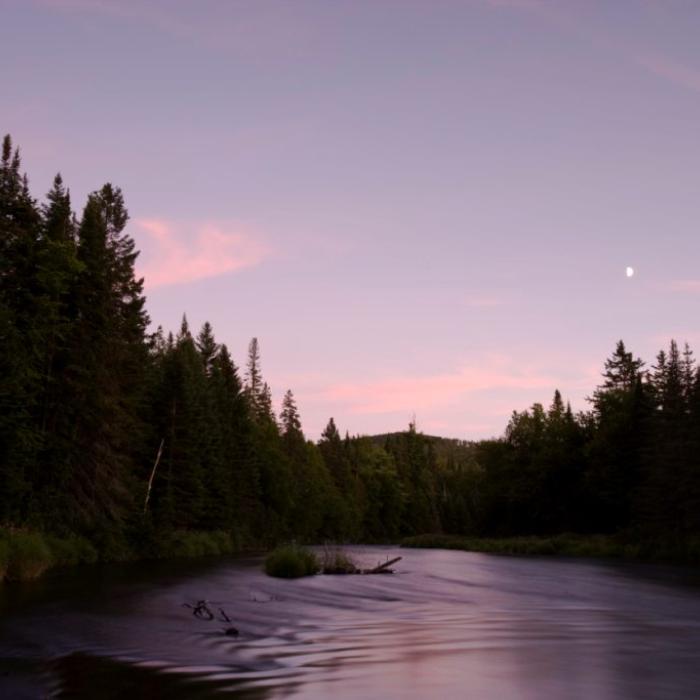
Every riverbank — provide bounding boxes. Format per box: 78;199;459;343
401;533;700;566
0;527;244;583
7;528;699;584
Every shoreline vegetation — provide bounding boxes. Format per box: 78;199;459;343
3;134;700;587
5;528;700;584
0;527;241;583
401;534;700;566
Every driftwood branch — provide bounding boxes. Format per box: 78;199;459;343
320;554;402;575
143;438;164;515
363;556;402;574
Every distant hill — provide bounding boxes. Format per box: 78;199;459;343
367;432;479;466
368;431;472;448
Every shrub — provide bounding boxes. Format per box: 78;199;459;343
210;530;235;555
190;532;218;556
6;532;53;581
265;544;320;578
47;534;99;567
158;530;236;559
94;529;136;563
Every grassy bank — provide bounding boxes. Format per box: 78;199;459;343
0;529;97;581
401;533;700;566
0;527;244;583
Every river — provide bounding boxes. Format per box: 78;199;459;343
1;546;699;698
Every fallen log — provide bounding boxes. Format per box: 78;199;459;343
363;556;402;575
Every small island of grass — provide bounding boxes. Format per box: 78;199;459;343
264;544;321;578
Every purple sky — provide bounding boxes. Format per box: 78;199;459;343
4;0;700;439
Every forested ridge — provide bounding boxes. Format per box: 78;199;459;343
2;136;700;571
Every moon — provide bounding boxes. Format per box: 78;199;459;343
626;266;635;278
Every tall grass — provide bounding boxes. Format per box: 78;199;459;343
157;530;236;559
265;544;320;578
320;544;358;574
46;534;99;567
6;531;53;581
0;526;244;583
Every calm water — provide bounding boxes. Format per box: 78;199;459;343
1;547;699;699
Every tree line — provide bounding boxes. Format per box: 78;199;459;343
1;135;699;558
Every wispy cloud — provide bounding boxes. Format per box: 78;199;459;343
486;0;545;9
481;0;700;97
37;0;188;33
135;218;270;288
34;0;318;58
668;279;700;293
635;54;700;94
315;357;559;415
463;296;507;308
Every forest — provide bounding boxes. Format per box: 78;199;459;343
2;135;700;572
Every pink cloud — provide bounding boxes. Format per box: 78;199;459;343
34;0;319;59
668;279;700;293
281;353;597;439
420;417;496;436
314;358;560;415
480;1;700;98
636;54;700;94
134;218;270;288
486;0;545;9
36;0;188;33
463;296;507;308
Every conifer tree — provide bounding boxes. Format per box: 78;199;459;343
0;136;41;521
196;321;219;375
206;343;259;530
44;184;148;529
588;341;651;533
258;382;276;426
280;390;302;441
245;337;262;416
639;340;693;534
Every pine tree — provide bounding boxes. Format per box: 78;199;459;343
207;343;259;530
258;382;276;426
321;417;341;444
548;389;565;423
196;321;219;375
639;340;693;534
586;341;649;533
35;175;79;411
42;184;148;530
245;337;262;417
596;340;644;396
280;390;302;441
0;135;42;521
685;365;700;533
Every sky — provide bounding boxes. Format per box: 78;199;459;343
3;0;700;440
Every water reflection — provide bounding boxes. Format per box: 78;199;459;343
1;548;699;698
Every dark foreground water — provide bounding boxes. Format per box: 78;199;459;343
1;547;699;699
